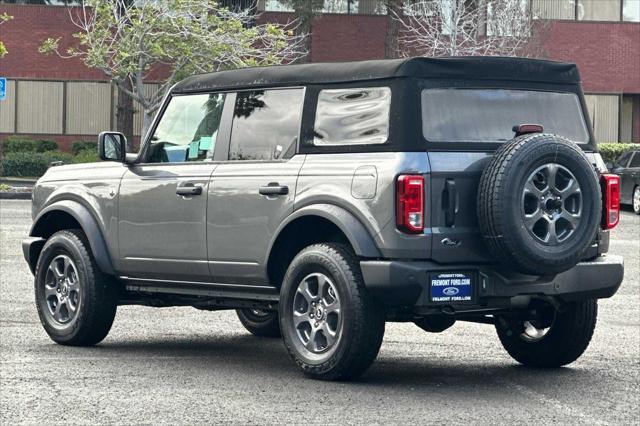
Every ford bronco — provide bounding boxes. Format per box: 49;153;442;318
23;57;624;381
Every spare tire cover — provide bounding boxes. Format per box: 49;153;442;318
477;133;601;275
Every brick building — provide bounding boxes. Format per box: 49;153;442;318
0;0;639;150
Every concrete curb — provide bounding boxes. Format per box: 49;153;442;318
0;192;32;200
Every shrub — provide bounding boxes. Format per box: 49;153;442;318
72;149;100;164
598;142;639;164
0;136;58;153
71;140;97;155
1;151;73;177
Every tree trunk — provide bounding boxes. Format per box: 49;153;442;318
116;78;135;151
141;110;155;142
385;0;402;59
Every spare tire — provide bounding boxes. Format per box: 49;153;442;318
477;133;601;275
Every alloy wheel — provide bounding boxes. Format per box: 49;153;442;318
291;272;343;355
522;163;582;245
42;254;81;325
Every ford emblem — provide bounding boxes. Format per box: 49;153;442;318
443;287;459;296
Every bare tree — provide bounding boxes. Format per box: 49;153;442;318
394;0;538;57
40;0;306;137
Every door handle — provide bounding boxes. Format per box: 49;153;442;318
176;182;203;196
259;183;289;196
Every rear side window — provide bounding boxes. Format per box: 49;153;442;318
422;89;590;143
229;88;303;161
313;87;391;146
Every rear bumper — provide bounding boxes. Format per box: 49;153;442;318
360;255;624;309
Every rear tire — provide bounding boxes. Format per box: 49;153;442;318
495;299;597;367
279;243;385;381
633;186;640;215
34;229;118;346
236;309;281;337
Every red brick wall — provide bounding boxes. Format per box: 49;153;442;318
0;4;167;81
0;4;106;80
541;21;640;93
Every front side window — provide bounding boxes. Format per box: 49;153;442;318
630;152;640;168
229;89;304;161
422;88;590;143
313;87;391;146
147;93;226;163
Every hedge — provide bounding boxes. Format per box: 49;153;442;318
72;149;99;164
71;140;97;155
598;143;639;164
0;151;74;177
0;136;58;153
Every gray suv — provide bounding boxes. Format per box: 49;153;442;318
23;57;624;381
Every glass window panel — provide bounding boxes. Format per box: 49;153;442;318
623;0;640;21
229;89;304;161
313;87;391;146
422;89;590;143
629;152;640;167
147;93;226;163
531;0;576;19
578;0;621;21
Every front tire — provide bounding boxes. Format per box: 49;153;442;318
495;300;597;367
279;243;385;381
236;309;281;337
34;229;118;346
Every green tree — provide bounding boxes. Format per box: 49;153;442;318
0;13;13;58
40;0;305;137
282;0;323;63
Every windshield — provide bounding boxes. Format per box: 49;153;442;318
422;89;590;143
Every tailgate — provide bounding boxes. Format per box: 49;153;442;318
428;152;492;264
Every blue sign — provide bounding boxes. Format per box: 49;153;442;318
430;272;473;303
0;78;6;101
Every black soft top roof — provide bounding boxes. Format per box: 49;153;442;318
171;56;580;94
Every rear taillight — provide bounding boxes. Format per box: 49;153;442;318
396;174;424;234
601;174;620;229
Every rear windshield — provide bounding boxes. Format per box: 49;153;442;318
422;89;590;143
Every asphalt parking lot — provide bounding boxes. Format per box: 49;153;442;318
1;199;638;425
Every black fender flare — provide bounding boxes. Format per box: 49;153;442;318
267;203;382;260
29;200;116;275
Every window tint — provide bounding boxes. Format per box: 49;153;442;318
147;93;225;163
630;152;640;168
228;89;303;161
313;87;391;146
422;89;590;143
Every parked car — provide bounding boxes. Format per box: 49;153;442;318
23;57;624;381
608;150;640;214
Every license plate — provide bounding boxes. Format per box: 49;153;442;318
430;272;474;303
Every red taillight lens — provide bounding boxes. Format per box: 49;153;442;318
601;174;620;229
396;174;424;234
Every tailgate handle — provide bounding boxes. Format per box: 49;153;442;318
443;179;458;227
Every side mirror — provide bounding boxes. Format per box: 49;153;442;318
605;161;614;170
98;131;127;162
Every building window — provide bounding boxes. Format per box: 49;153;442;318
577;0;620;21
621;95;640;143
584;94;620;143
260;0;386;15
623;0;640;21
532;0;639;21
